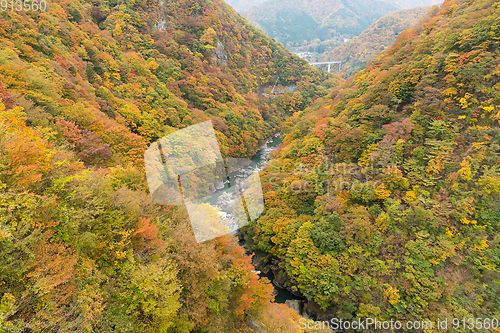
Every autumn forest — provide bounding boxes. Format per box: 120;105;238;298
1;0;500;332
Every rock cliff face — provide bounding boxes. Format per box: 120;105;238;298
213;39;228;65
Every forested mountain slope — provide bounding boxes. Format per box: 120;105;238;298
242;0;442;50
326;6;431;78
245;0;500;323
244;0;398;47
0;0;339;331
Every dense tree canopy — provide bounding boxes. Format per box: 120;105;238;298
0;0;340;331
325;6;432;78
244;0;500;324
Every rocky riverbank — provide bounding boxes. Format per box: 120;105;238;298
251;252;338;321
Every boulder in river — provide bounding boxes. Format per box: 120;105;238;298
285;300;302;314
215;179;225;190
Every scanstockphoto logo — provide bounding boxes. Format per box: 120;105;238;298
144;121;264;243
267;160;401;197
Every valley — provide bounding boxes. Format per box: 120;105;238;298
229;0;442;63
0;0;499;332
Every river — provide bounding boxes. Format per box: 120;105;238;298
205;133;282;206
205;133;304;304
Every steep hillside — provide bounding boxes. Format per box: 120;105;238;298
327;6;431;78
245;0;500;323
0;0;339;162
242;0;442;53
0;0;339;331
